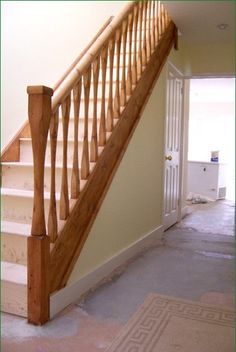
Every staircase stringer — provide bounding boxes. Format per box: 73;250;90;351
50;21;177;294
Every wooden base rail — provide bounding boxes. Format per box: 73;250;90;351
24;1;176;324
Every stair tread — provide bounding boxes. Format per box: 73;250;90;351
1;220;31;236
1;261;27;285
2;161;74;169
1;187;60;200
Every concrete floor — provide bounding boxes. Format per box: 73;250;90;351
2;200;234;352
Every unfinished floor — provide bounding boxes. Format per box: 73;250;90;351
2;200;234;352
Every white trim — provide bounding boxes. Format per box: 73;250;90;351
50;225;164;318
181;205;189;219
162;61;184;229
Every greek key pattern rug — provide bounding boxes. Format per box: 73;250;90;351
105;293;234;352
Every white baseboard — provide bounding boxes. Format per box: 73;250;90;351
181;205;189;218
50;225;163;318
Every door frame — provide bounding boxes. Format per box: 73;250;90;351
162;61;187;229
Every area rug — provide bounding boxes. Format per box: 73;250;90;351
105;293;234;352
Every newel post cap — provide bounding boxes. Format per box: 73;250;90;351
27;85;54;96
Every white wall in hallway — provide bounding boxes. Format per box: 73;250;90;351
188;78;235;200
1;1;125;149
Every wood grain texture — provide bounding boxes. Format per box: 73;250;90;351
158;1;162;39
146;0;151;61
107;38;115;132
1;18;113;164
151;1;155;53
126;13;134;96
90;57;100;162
27;86;53;236
120;19;128;106
60;94;71;220
71;80;82;198
99;46;108;146
49;21;177;293
48;109;59;243
81;68;91;179
137;2;144;79
114;29;122;119
131;5;138;86
28;235;50;325
142;1;147;67
53;16;113;91
154;0;159;45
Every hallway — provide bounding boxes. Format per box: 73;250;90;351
2;200;234;351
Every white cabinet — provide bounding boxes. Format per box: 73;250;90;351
187;161;227;200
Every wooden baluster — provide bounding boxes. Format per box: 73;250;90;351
120;19;128;106
90;57;100;161
48;109;59;243
155;0;159;45
132;5;138;86
60;94;71;220
163;6;166;30
142;1;147;67
158;1;162;39
146;0;151;61
27;85;53;325
107;38;115;132
114;29;121;119
137;2;143;79
165;9;169;28
99;46;108;146
126;13;134;96
151;1;155;52
81;67;91;179
161;3;165;35
71;80;82;198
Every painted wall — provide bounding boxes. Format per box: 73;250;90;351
68;44;185;284
183;42;235;77
1;1;125;149
68;65;167;283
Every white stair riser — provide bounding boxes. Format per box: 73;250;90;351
58;118;99;140
2;164;89;193
20;140;83;164
20;127;109;164
2;233;27;265
1;280;27;317
2;194;56;224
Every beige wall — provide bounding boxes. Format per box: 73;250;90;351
1;1;125;149
68;66;167;283
68;45;185;284
183;42;235;77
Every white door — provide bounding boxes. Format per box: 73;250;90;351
163;63;183;230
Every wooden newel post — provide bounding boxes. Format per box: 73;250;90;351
27;85;53;325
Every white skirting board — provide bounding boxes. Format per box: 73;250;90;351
50;225;163;318
181;205;189;218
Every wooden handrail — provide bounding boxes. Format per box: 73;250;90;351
53;16;113;91
52;1;136;112
27;0;175;324
1;16;113;163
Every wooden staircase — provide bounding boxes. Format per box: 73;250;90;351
1;1;177;325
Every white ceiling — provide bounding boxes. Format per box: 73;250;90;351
162;1;235;45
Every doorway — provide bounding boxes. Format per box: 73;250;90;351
187;77;235;202
163;62;184;230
